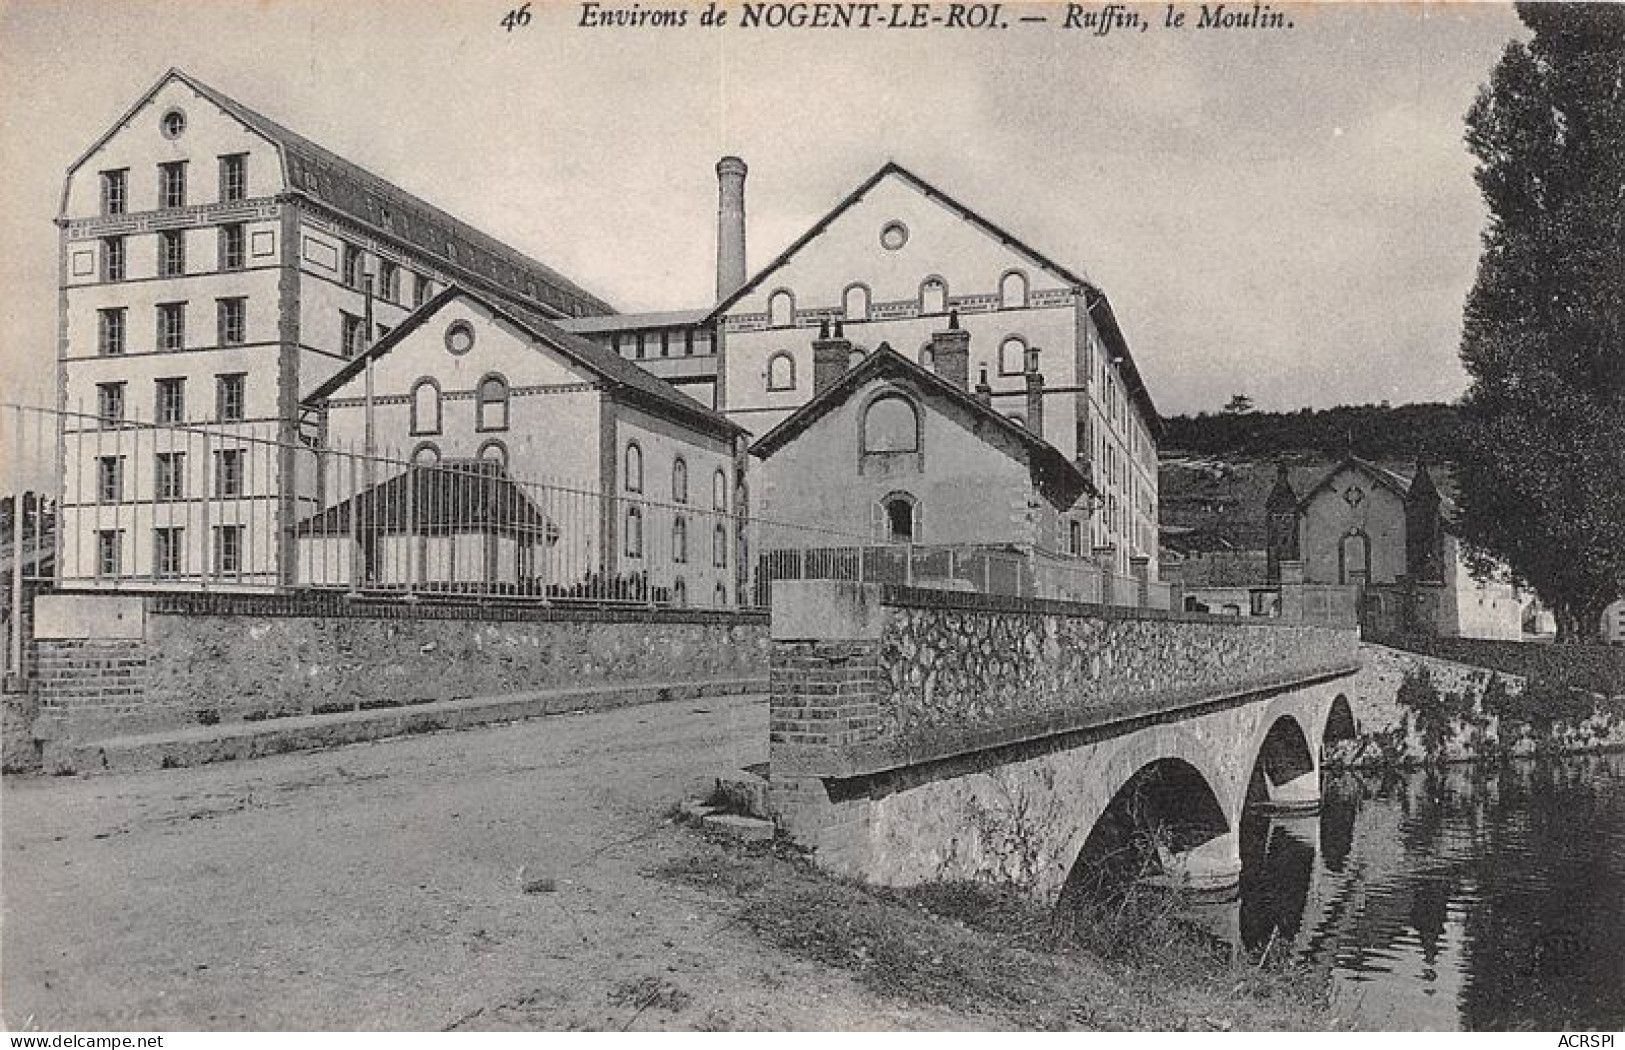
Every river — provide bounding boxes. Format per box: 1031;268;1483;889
1231;751;1625;1030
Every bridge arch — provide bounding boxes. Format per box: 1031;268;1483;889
1320;694;1357;758
1244;713;1318;813
1057;755;1232;905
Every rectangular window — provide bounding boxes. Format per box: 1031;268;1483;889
157;302;185;352
96;455;124;503
212;524;243;576
159;230;185;277
159;161;187;209
218;223;245;271
155;377;185;424
96;382;125;427
214;449;244;498
340;311;365;359
102;236;126;281
216;374;246;423
341;244;364;290
96;529;122;577
217;298;246;346
154;451;185;501
154;527;184;578
219;153;247;202
413;274;431;307
379;260;399;303
97;308;126;356
100;169;128;216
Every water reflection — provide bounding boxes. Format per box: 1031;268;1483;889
1214;752;1625;1030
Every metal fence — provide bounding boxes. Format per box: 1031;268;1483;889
4;399;1167;626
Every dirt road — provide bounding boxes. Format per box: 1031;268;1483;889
1;695;965;1031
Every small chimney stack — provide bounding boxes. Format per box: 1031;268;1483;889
1023;346;1045;438
974;365;993;407
715;156;748;302
812;320;853;396
929;311;971;391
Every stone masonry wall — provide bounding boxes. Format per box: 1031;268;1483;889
1333;643;1625;767
29;590;769;747
769;582;1360;778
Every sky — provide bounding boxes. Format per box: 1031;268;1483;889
0;0;1525;421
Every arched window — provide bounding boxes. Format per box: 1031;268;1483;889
847;347;866;369
862;394;919;454
877;492;918;544
999;336;1028;376
919;344;935;371
919;277;948;315
624;506;643;558
714;581;728;607
768;289;794;327
672;577;688;607
476;374;509;431
624;442;643;493
713;522;729;567
712;468;728;512
410;378;441;436
478;439;507;470
672;516;688;563
766;352;796;391
411;442;441;467
672;457;688;503
1006;412;1027;429
1000;270;1029;309
843;284;871;322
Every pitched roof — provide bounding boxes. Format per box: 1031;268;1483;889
1296;455;1460;520
65;69;613;320
293;460;551;536
558;309;712;334
705;161;1161;433
749;342;1094;507
301;285;744;440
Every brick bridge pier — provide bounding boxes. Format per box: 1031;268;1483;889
767;582;1361;902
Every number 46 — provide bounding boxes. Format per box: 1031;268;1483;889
501;2;531;30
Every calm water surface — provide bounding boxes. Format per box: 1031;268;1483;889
1233;751;1625;1030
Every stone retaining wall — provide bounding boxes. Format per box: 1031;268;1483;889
1333;643;1624;767
29;590;769;751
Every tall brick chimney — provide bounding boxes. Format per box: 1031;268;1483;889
1024;346;1045;438
929;310;970;391
715;156;748;302
812;319;852;397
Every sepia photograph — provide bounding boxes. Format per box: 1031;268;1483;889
1;0;1621;1036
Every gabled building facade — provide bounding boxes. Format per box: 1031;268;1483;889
749;334;1103;602
1275;457;1522;640
300;287;745;603
568;160;1162;580
55;69;613;589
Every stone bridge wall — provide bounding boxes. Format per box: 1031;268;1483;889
768;582;1363;895
771;582;1360;779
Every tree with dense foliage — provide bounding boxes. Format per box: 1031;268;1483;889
1222;393;1254;415
1456;3;1625;642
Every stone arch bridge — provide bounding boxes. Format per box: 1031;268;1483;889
768;582;1361;902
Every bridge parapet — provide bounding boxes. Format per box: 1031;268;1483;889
771;581;1361;780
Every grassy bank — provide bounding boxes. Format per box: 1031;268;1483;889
656;835;1340;1031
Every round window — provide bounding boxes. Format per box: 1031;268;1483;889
880;221;909;251
444;320;476;356
160;109;187;138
